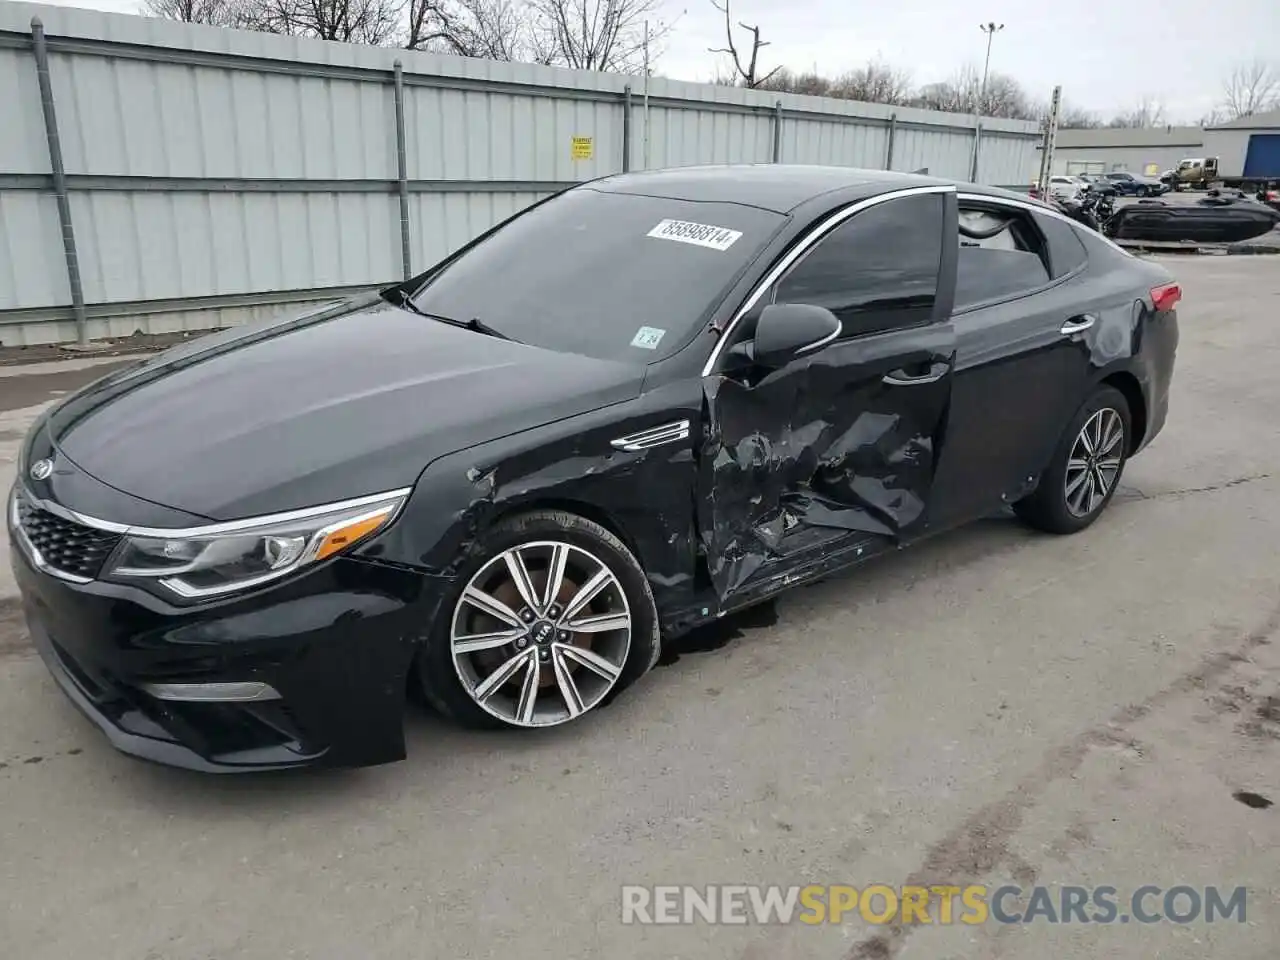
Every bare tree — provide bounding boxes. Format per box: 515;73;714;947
240;0;402;44
453;0;531;58
913;79;966;114
754;62;911;106
914;65;1035;120
528;0;666;72
829;60;912;105
1106;96;1166;128
1056;103;1102;129
403;0;454;50
143;0;245;25
756;68;829;97
707;0;779;88
1222;59;1280;120
408;0;550;60
1199;107;1227;127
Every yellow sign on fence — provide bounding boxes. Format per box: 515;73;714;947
571;136;594;160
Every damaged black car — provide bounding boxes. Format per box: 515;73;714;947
10;165;1180;771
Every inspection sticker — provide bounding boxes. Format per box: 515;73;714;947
630;326;667;350
647;219;743;251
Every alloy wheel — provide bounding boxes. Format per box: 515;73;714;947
450;540;632;727
1064;407;1125;518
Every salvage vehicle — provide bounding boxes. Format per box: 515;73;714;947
10;166;1181;772
1052;187;1116;231
1105;191;1280;243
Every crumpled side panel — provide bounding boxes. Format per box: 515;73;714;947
802;409;932;533
698;373;803;594
699;361;940;600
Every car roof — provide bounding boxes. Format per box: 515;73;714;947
586;164;954;214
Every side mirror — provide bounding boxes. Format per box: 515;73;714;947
751;303;842;368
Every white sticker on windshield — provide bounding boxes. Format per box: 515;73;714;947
630;326;666;350
647;218;743;252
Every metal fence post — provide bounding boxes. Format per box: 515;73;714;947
622;85;632;173
30;17;89;345
393;60;411;280
884;112;897;170
772;101;783;162
969;121;983;182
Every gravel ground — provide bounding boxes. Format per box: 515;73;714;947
1;257;1278;960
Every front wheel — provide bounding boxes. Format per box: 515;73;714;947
1014;386;1131;535
418;510;661;730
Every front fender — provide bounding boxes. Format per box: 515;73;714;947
361;381;705;618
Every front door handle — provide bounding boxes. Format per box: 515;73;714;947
1061;314;1097;335
883;361;951;386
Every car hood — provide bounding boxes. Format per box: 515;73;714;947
45;295;646;520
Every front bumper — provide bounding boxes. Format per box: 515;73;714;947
12;527;445;772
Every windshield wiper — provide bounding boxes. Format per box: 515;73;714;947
390;291;515;342
390;288;430;317
464;316;514;341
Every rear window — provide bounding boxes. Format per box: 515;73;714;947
1034;212;1089;277
410;188;784;362
955;206;1052;309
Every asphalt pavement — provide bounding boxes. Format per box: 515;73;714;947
1;258;1278;960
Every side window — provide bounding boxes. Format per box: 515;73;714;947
772;193;944;339
954;205;1052;310
1034;212;1089;278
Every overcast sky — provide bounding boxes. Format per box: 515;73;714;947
27;0;1280;120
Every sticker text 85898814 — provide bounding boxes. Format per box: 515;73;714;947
647;219;743;252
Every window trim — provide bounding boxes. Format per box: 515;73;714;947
1034;211;1091;284
953;198;1060;314
703;184;955;377
956;191;1134;259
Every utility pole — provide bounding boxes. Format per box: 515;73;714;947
977;21;1004;115
642;20;651;169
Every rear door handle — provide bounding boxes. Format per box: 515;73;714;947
882;361;951;386
1061;314;1097;335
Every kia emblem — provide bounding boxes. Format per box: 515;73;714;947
29;458;53;481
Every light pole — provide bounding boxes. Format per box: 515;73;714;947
978;22;1004;115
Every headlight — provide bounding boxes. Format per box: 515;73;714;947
105;489;408;599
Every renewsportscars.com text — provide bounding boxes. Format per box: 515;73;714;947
620;884;1248;926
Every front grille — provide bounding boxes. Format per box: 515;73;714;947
15;492;122;579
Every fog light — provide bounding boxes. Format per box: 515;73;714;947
140;680;281;702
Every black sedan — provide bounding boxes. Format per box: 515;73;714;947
10;166;1180;772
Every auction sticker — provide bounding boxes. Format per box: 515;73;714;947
630;326;667;350
647;219;742;251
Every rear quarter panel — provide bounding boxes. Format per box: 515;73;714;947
1074;229;1179;451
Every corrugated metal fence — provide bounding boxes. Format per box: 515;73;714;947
0;1;1043;347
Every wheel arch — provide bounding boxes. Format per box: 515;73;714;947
482;497;645;568
1099;369;1147;454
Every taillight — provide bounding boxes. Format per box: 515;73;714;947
1151;282;1181;313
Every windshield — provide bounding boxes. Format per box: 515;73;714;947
410;188;784;363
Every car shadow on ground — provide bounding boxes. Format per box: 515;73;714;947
94;508;1060;811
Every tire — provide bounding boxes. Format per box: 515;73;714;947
1138;185;1149;197
1014;386;1131;535
417;509;661;730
